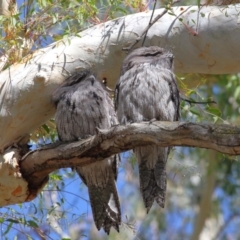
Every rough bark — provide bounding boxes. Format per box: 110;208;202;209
2;121;240;207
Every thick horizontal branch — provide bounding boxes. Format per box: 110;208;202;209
20;121;240;192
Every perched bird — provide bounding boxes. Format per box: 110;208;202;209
115;46;180;212
52;70;121;234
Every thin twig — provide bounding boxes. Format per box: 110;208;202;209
141;0;158;46
123;0;180;52
181;95;216;105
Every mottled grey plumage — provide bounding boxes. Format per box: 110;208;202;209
52;70;121;234
115;46;180;212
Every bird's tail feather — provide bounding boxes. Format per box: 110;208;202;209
135;145;168;213
87;176;121;234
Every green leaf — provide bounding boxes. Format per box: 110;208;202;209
206;106;222;117
186;89;197;96
189;108;200;117
6;218;19;223
41;0;47;7
3;222;13;235
234;86;240;100
213;116;219;123
27;220;38;228
11;17;17;27
42;124;50;134
168;12;176;16
50;174;63;181
32;204;38;214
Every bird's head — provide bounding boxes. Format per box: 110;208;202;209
121;46;174;73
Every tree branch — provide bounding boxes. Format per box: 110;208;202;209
1;121;240;206
18;121;240;194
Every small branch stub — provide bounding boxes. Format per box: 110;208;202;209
0;149;28;206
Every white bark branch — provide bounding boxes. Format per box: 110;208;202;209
0;5;240;150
